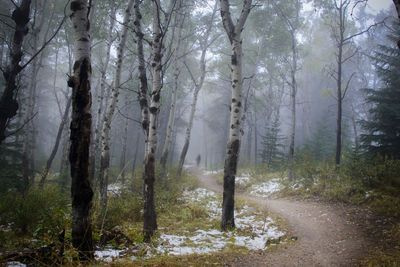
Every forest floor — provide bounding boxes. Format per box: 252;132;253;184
192;168;393;267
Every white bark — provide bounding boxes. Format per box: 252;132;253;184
220;0;252;230
90;2;117;182
69;0;94;260
99;0;134;213
177;1;218;174
160;1;185;171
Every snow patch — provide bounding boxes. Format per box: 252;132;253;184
107;183;122;195
95;248;122;262
250;178;281;197
203;169;223;175
236;176;251;185
5;262;26;267
154;187;285;256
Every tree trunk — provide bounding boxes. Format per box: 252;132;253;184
394;0;400;23
120;118;129;185
132;133;140;178
178;1;218;176
160;1;185;175
335;16;343;166
40;95;72;186
177;0;217;175
288;28;298;182
0;0;31;146
89;1;117;184
68;0;94;260
99;0;134;216
219;0;252;230
143;0;167;241
134;0;150;138
350;103;359;150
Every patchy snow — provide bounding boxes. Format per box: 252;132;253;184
183;164;194;169
5;262;26;267
250;178;281;197
95;248;123;262
203;169;223;175
154;215;284;255
0;222;13;232
107;183;122;195
153;187;285;256
182;188;220;218
236;176;251;185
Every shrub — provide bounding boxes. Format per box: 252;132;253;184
0;185;69;245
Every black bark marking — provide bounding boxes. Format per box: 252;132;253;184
70;1;83;12
149;107;157;114
231;54;237;65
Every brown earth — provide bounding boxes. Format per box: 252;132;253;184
191;168;386;267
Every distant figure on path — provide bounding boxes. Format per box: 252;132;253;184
196;154;201;167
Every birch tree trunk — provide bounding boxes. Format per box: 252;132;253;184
177;1;217;175
22;0;49;189
160;1;185;175
132;133;140;178
99;0;134;215
285;1;300;182
219;0;252;230
68;0;94;260
0;0;31;146
143;0;165;241
119;118;129;184
90;2;117;184
134;0;150;137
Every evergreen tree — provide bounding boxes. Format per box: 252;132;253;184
361;23;400;158
259;115;285;168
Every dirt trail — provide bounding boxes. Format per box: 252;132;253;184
192;169;370;267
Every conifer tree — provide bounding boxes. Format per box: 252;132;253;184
361;24;400;158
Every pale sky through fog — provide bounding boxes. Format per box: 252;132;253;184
366;0;393;13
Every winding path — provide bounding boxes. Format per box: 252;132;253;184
192;168;370;267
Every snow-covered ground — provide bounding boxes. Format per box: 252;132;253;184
235;175;251;185
5;262;26;267
203;169;223;175
249;178;281;197
153;187;284;256
95;248;123;262
107;183;123;195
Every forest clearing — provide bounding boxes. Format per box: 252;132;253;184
1;0;400;266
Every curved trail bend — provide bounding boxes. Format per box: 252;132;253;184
193;169;370;267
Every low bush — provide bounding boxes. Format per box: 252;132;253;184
0;185;69;249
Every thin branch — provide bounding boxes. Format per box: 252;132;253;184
5;112;38;138
19;2;69;71
342;72;356;100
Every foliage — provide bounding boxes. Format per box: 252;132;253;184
281;153;400;216
0;185;69;249
0;120;26;193
259;115;286;169
361;23;400;159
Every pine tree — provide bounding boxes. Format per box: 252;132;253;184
259;115;285;169
361;23;400;159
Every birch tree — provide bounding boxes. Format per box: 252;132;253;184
177;1;218;175
68;0;94;260
140;0;175;241
274;0;301;181
99;0;134;216
219;0;252;230
160;0;185;175
90;1;117;183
